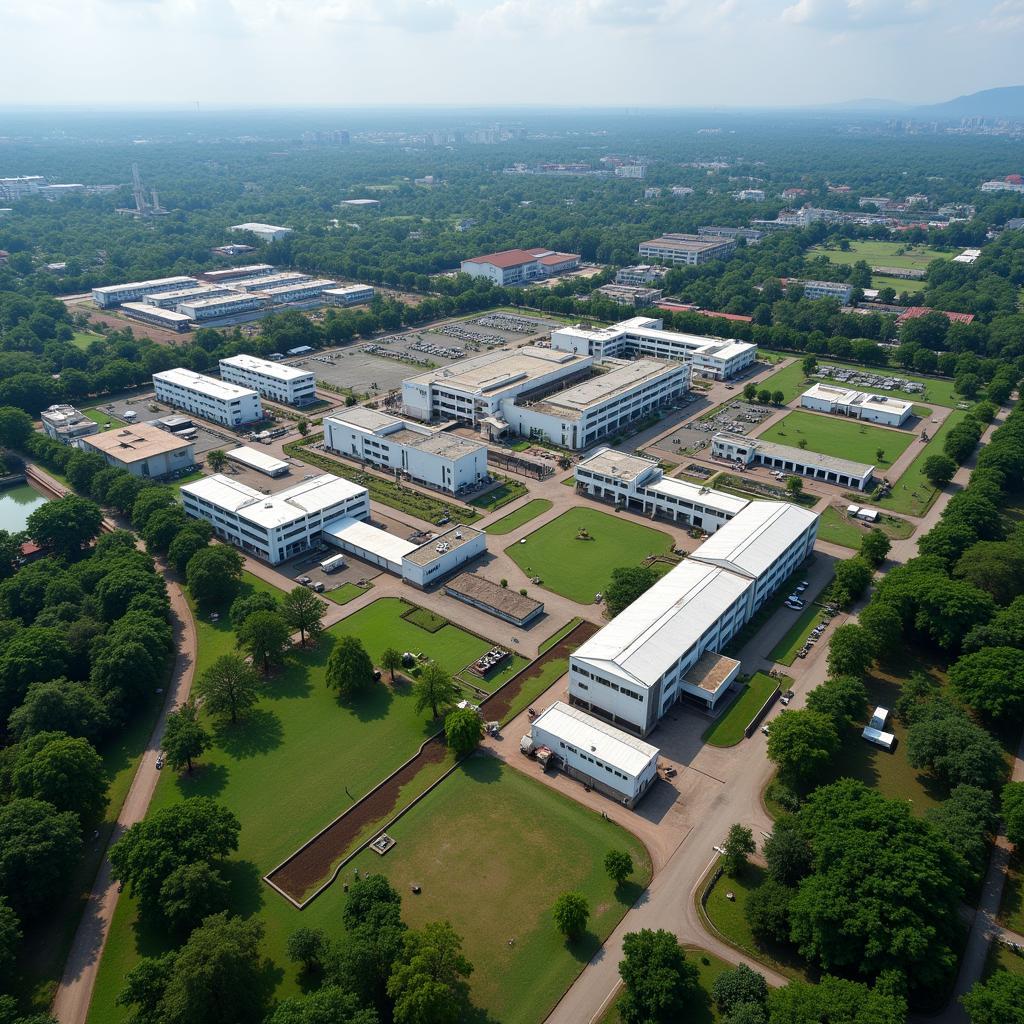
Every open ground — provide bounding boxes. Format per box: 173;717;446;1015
756;410;915;468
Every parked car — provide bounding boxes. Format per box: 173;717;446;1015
296;575;311;585
155;755;164;770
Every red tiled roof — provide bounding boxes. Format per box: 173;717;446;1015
896;306;975;325
464;247;579;269
658;302;753;322
536;252;578;266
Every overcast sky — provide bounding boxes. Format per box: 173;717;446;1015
2;0;1022;109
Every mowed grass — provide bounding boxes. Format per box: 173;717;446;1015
80;407;125;428
325;581;371;606
87;596;527;1023
807;240;954;271
506;508;675;602
1000;854;1024;935
758;411;914;468
769;603;828;667
485;497;554;535
703;673;779;747
469;478;529;511
70;329;102;350
817;505;915;549
345;757;652;1024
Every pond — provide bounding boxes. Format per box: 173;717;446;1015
0;483;48;533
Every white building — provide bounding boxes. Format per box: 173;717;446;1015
92;276;198;308
226;446;289;477
228;272;310;292
201;264;276;284
736;189;765;201
551;316;756;381
530;701;660;807
228;223;293;243
324;407;488;494
698;226;764;243
569;502;818;735
40;404;100;445
980;180;1024;193
261;279;336;305
81;424;195;480
459;247;580;286
574;448;748;533
637;233;736;266
219;354;317;407
176;293;270;322
153;368;262;427
120;303;194;333
323;284;375;306
800;383;913;427
712;431;874;491
615;265;669;286
143;285;236;309
594;284;663;306
798;280;854;303
181;473;369;564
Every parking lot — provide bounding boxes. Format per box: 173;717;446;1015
646;399;772;461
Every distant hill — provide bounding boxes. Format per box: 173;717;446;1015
916;85;1024;118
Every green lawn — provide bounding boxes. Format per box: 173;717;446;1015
702;673;780;747
484;498;554;535
80;407;125;428
817;506;914;549
539;617;585;654
758;411;914;468
506;508;674;603
70;330;102;351
808;240;954;271
325;581;371;606
469;478;529;511
769;603;829;667
871;274;928;296
344;758;651;1024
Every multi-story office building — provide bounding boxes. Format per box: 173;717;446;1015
615;265;669;286
797;280;854;303
637;233;736;266
551;316;756;380
219;354;317;407
40;404;100;445
324;407;487;494
260;279;336;305
81;424;196;479
697;225;764;243
92;276;198;308
200;265;275;284
323;284;375;306
593;284;663;306
459;247;580;286
800;383;912;427
153;368;262;426
142;285;236;309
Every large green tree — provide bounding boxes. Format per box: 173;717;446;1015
413;663;459;720
280;586;328;646
185;545;244;608
26;495;103;560
326;636;375;702
162;700;211;773
604;566;659;617
962;972;1024;1024
0;798;81;917
195;654;261;725
826;624;875;678
1002;781;1024;849
552;891;589;940
236;610;291;676
766;975;906;1023
12;731;107;824
617;928;699;1024
386;920;474;1024
444;707;483;757
766;710;839;789
949;647;1024;721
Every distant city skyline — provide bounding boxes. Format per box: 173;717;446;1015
1;0;1022;109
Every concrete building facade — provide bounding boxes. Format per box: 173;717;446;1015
637;233;736;265
153;368;263;427
219;354;317;407
799;383;913;427
91;276;198;308
459;247;580;286
40;405;100;445
81;424;196;479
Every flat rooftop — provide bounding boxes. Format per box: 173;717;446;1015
225;446;289;474
260;279;336;297
533;701;659;777
406;346;587;397
576;447;661;484
646;475;749;517
716;430;874;480
93;275;196;296
640;234;733;252
323;517;418;564
324;284;373;295
221;354;315;382
530;358;680;419
329;406;404;432
229;223;291;233
409;432;484;460
684;650;741;695
154;367;260;402
121;303;194;324
180;294;267;311
443;573;543;619
405;524;483;566
83;423;192;463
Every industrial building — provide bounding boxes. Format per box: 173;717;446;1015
225;447;290;477
201;265;275;284
153;368;263;427
712;431;874;491
459;247;580;286
120;303;194;332
324;407;488;494
323;284;375;306
176;293;270;322
142;285;237;309
228;223;293;243
81;424;196;480
40;405;100;445
569;501;818;735
551;316;757;380
637;233;736;266
697;226;764;243
799;383;913;427
228;272;310;293
529;701;660;807
443;573;544;627
593;284;663;306
219;354;317;407
91;276;198;308
260;279;336;305
574;448;747;533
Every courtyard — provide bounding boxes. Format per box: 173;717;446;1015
756;410;915;468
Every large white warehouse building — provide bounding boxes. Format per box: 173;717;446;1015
569;501;818;736
92;276;198;308
712;432;875;491
799;383;913;428
153;368;262;426
219;354;317;407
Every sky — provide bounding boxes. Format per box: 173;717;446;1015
1;0;1023;109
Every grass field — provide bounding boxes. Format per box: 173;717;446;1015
326;581;371;606
470;477;529;512
758;411;914;468
703;673;779;747
539;617;585;653
70;329;102;351
817;506;915;549
769;603;829;667
506;508;675;603
344;758;651;1024
80;407;125;428
808;240;954;271
485;498;554;535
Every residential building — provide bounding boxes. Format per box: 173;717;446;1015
323;407;488;494
551;316;757;380
638;233;736;266
81;423;196;479
569;501;818;734
736;189;765;201
530;701;660;807
615;265;668;286
153;368;262;426
40;404;100;445
980;179;1024;193
800;383;913;427
459;247;581;286
593;284;663;306
176;293;270;322
697;226;764;243
228;223;293;243
91;276;198;308
120;303;194;333
219;354;317;407
712;431;874;491
797;280;854;303
323;284;374;306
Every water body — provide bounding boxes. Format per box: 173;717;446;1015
0;483;48;533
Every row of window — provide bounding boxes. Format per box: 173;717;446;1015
573;667;644;703
558;742;631;780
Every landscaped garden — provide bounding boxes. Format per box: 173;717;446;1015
506;507;675;602
469;476;529;511
484;497;554;534
703;672;781;747
758;411;915;468
325;580;372;605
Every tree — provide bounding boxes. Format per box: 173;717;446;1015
772;389;785;406
386;920;474;1024
236;610;291;676
785;476;803;499
925;785;996;882
266;988;377;1024
604;849;634;887
131;486;177;531
167;523;211;575
604;565;659;617
195;654;261;725
26;495;102;560
912;577;995;652
13;732;108;825
0;897;21;984
722;823;756;876
186;545;244;608
949;647;1024;721
117;912;267;1024
743;382;758;401
859;529;890;568
229;590;278;626
802;355;818;376
413;663;459;720
297;418;310;437
142;506;188;555
281;585;327;646
923;453;957;488
826;624;875;678
0;626;69;720
617;929;699;1024
1004;781;1024;849
206;449;228;472
380;647;403;683
0;799;81;917
444;707;484;757
286;927;329;973
552;891;589;939
767;975;906;1024
857;602;903;661
745;876;794;945
757;388;772;405
766;710;839;789
711;963;767;1016
832;557;873;607
955;541;1024;605
8;678;109;742
764;815;811;886
326;635;375;701
162;700;211;773
962;972;1024;1024
158;861;230;935
906;702;1007;792
805;675;868;727
0;406;34;448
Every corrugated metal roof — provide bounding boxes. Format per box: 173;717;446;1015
532;701;659;777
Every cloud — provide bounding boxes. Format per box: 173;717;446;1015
782;0;937;29
980;0;1024;31
313;0;457;31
